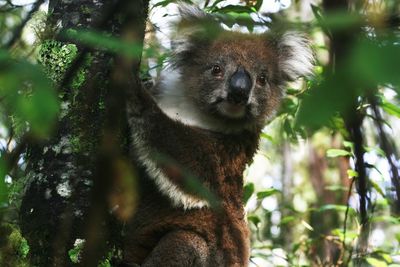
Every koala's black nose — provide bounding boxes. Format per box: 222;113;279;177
228;67;252;105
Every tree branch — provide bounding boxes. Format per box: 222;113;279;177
4;0;45;49
370;96;400;212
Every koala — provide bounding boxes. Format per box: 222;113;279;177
122;4;313;267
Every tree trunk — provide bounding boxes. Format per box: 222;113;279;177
19;1;149;266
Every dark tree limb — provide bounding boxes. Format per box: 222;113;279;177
322;0;371;261
19;0;132;265
369;96;400;213
4;0;45;49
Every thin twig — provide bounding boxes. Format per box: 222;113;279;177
370;97;400;211
4;0;45;49
341;177;355;266
344;104;370;260
6;131;14;151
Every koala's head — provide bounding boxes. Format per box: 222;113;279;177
159;4;313;132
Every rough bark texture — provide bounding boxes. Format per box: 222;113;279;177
19;1;149;266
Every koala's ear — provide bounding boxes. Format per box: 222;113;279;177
177;2;209;21
276;32;314;81
172;2;221;66
175;2;221;38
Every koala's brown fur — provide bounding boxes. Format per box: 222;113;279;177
123;4;313;267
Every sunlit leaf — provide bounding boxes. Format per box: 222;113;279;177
378;252;392;263
280;216;295;225
325;185;347;192
371;216;399;224
326;149;351;158
301;220;314;231
347;169;358;178
260;132;274;143
256;188;280;199
381;100;400;118
366;257;388;267
343;141;354;150
318;204;356;216
331;228;359;241
370;180;386;198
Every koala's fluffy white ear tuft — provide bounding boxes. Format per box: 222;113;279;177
172;2;220;66
177;1;208;21
278;32;314;81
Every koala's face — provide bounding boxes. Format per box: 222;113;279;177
179;32;285;127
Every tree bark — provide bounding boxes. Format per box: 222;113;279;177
19;1;149;266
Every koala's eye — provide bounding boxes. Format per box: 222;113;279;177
256;74;267;86
211;64;223;77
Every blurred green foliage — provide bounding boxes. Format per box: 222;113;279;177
0;0;400;266
0;224;30;267
0;50;59;138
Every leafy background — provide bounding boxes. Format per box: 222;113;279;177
0;0;400;266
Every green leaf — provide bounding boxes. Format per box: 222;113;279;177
260;132;274;143
247;215;261;227
63;29;144;59
295;75;358;131
318;204;356;215
370;180;386;198
254;0;263;11
256;188;280;199
371;216;399;224
326;149;351;158
366;257;388;267
364;146;386;158
243;182;254;204
68;239;84;264
301;220;314;231
0;50;59;137
382;100;400;118
343;141;354;150
280;216;295;225
320;11;363;31
325;185;347;192
378;253;392;263
310;4;329;36
212;5;254;14
351;38;400;89
347;169;358;178
331;228;359;241
152;0;177;8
